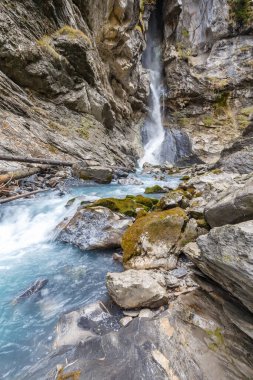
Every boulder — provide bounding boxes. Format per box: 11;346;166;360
144;185;167;194
183;220;253;313
205;177;253;227
122;208;187;270
72;164;113;184
87;195;158;217
106;270;168;309
157;191;184;210
57;206;133;250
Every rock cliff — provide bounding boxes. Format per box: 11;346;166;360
0;0;153;170
163;0;253;163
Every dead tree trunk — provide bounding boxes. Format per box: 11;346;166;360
0;167;41;185
0;189;49;204
0;154;74;167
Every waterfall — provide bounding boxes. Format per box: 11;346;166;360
139;3;165;168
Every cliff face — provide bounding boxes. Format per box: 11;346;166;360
0;0;153;170
163;0;253;163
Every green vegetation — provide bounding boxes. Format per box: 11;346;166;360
144;185;166;194
206;327;225;351
87;195;158;217
229;0;253;26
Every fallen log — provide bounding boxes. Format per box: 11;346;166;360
0;154;74;167
0;167;41;185
0;189;49;204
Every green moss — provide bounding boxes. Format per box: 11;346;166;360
203;115;214;127
182;28;189;38
122;208;187;263
87;195;156;217
145;185;166;194
211;168;222;174
206;327;224;351
229;0;253;26
196;219;209;229
181;175;190;181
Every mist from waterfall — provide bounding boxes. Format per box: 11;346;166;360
139;4;165;168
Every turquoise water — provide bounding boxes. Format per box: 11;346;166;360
0;174;180;379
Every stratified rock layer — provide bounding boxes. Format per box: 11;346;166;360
184;221;253;313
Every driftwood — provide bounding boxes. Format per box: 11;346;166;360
0;189;49;204
0;167;41;185
0;154;73;167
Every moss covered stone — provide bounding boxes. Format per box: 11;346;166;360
88;195;157;217
122;207;187;266
144;185;167;194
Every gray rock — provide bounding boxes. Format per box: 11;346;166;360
57;206;133;250
72;164;113;184
106;270;168;309
184;221;253;313
205;177;253;227
157;192;183;210
138;309;154;319
120;316;133;326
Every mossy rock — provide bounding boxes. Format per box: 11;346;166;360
144;185;167;194
88;196;157;217
122;207;187;263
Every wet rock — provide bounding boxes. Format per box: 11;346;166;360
54;301;120;348
118;176;144;185
13;278;48;304
205;177;253;227
72;164;113;184
106;270;168;309
122;208;187;270
57;206;133;250
113;252;123;263
184;220;253;313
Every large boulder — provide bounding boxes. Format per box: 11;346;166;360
205;177;253;227
122;208;187;270
183;220;253;313
72;164;113;184
106;270;168;309
57;206;133;250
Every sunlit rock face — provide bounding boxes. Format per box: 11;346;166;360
162;0;253;164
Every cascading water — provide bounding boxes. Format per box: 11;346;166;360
139;2;165;167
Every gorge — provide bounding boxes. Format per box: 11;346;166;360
0;1;253;379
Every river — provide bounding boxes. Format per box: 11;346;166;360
0;173;180;379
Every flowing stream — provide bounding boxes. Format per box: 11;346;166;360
0;173;180;379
